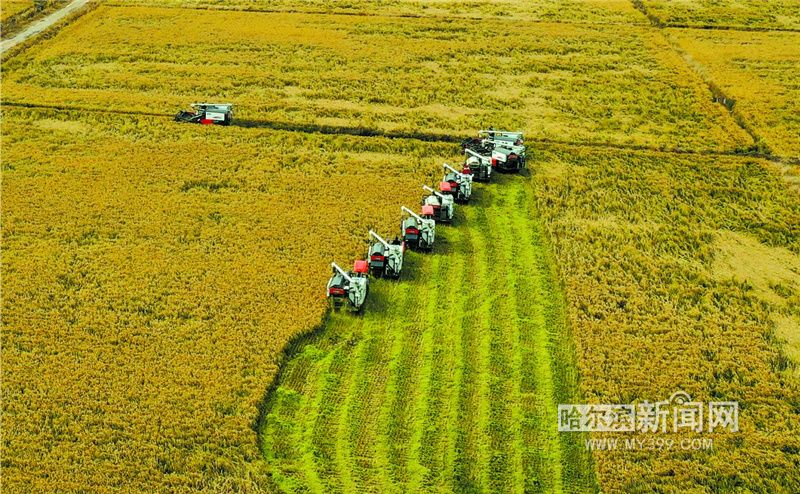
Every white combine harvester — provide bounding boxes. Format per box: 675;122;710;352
401;206;436;252
326;261;370;313
422;185;455;223
462;129;526;172
464;148;493;182
174;103;234;126
441;163;473;203
367;230;405;279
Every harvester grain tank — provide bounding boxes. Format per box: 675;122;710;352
401;206;436;251
368;230;405;279
174;103;234;125
326;261;370;313
442;163;473;203
422;185;455;223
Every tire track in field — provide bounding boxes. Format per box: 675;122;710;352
260;175;595;493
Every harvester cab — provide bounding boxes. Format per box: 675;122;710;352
175;103;234;125
401;206;436;251
442;163;473;203
368;230;405;279
422;185;455;223
464;148;492;182
327;261;370;313
477;129;526;172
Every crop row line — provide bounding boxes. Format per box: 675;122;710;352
258;175;598;492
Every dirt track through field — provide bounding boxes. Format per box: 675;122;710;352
259;175;596;493
0;0;92;55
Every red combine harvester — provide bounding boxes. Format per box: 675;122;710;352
442;163;473;203
326;261;370;313
463;148;492;182
401;206;436;252
422;185;455;223
368;230;405;279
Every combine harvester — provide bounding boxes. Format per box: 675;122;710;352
174;103;234;126
422;185;455;223
367;230;405;279
325;128;523;314
326;261;370;313
464;148;493;182
442;163;473;203
401;206;436;252
462;129;526;173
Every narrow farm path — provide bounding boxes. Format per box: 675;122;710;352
0;0;92;55
260;175;596;493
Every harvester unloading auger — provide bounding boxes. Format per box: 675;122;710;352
442;163;473;203
326;261;370;313
175;103;234;125
401;206;436;252
422;185;455;223
368;230;405;279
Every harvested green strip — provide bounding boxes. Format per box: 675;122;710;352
261;176;595;493
452;193;493;494
416;224;466;490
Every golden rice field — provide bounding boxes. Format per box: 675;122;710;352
639;0;800;30
1;1;32;23
1;6;751;151
667;28;800;160
532;145;800;492
0;0;65;38
2;0;800;493
108;0;646;24
1;106;453;492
